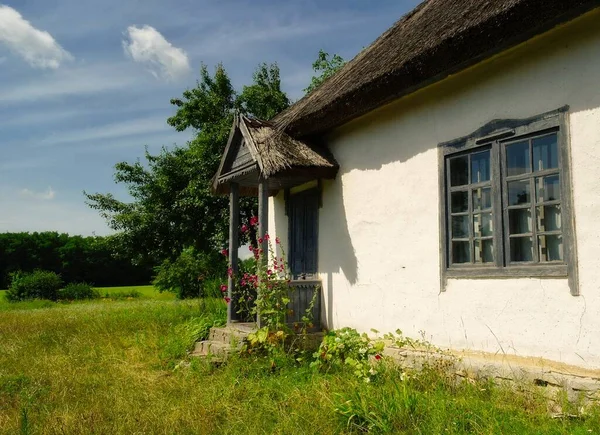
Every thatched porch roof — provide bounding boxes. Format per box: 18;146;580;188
273;0;600;138
213;115;338;195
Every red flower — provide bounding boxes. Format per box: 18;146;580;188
241;224;249;233
258;237;263;244
249;216;258;227
243;273;249;279
275;237;280;244
220;284;227;292
267;269;273;276
241;279;247;286
374;354;382;361
224;297;231;303
249;245;254;252
264;234;270;241
220;248;228;257
227;267;233;277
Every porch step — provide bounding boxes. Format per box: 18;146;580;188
190;324;255;360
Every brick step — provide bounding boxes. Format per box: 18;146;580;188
209;326;252;345
191;340;232;358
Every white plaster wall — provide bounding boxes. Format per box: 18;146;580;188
269;10;600;368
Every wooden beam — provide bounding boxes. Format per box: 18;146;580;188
257;178;269;328
227;182;239;324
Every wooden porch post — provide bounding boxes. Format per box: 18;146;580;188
227;182;239;324
257;178;269;328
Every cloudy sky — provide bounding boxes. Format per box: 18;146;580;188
0;0;419;236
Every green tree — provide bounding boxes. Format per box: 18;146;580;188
85;63;290;267
304;50;346;94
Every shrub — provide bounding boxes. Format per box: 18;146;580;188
5;270;62;302
153;247;226;299
59;283;100;301
103;289;142;300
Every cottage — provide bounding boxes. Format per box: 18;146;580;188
214;0;600;369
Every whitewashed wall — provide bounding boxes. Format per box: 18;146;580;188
269;10;600;369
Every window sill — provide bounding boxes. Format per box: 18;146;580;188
445;264;567;279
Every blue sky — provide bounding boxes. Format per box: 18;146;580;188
0;0;419;236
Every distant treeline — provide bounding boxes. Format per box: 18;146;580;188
0;232;153;289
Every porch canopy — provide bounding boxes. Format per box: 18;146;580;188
212;114;338;324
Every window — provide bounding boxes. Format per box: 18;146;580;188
438;108;578;295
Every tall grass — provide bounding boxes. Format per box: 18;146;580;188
0;295;598;434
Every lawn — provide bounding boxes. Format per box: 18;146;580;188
0;291;598;434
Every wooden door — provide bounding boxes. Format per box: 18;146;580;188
288;189;319;280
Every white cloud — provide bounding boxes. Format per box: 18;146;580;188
20;186;56;201
0;5;73;69
123;25;190;80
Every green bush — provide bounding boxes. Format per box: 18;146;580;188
5;270;63;302
153;247;227;299
59;283;100;301
103;289;142;300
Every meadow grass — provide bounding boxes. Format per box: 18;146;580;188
0;295;598;434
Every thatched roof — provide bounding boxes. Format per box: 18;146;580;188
213;115;338;194
241;116;336;177
274;0;600;137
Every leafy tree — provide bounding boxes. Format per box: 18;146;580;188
85;62;290;269
304;50;346;94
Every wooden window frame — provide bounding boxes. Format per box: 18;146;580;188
438;107;579;295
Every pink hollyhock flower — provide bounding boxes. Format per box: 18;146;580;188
243;273;249;279
227;267;233;277
267;269;273;276
258;237;263;244
241;280;246;286
220;249;228;257
264;234;270;241
220;284;227;292
224;297;231;303
275;237;280;244
250;216;258;227
241;224;249;233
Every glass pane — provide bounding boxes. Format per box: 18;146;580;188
452;215;469;238
539;235;563;262
509;208;532;234
450;156;468;187
537;204;562;232
510;237;534;262
506;140;531;176
536;175;560;202
451;191;468;213
533;134;558;172
473;213;493;237
471;150;490;183
452;241;470;264
474;239;494;263
508;180;531;205
472;187;491;211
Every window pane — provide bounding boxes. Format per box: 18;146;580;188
451;191;468;213
452;215;469;238
472;187;491;211
510;237;534;262
471;150;490;183
508;180;531;205
506;140;531;176
509;208;532;234
474;239;494;263
533;134;558;172
539;235;563;262
536;175;560;202
537;204;562;232
450;156;469;187
452;241;470;264
473;213;493;237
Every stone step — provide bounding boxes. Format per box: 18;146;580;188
209;326;252;345
191;340;232;358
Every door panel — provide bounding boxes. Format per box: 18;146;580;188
288;190;319;279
